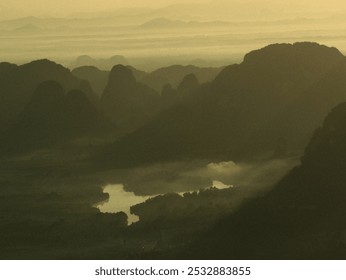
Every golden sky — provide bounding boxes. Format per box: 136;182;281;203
1;0;346;65
1;0;346;19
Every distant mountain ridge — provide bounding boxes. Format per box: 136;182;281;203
12;23;42;33
72;66;109;97
139;17;186;29
2;42;346;167
72;64;223;95
0;59;97;132
73;55;128;70
97;42;346;166
139;17;234;29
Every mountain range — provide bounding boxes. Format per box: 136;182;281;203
3;42;346;167
72;63;223;94
0;59;97;133
97;42;346;166
2;41;346;259
1;80;111;154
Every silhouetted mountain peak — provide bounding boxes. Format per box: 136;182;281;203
109;55;128;64
213;42;345;104
13;24;41;33
177;73;199;93
1;80;111;154
139;17;185;29
20;59;72;79
24;59;63;69
104;42;346;165
0;58;98;132
76;55;94;65
108;64;136;85
75;55;128;70
243;42;344;72
151;64;198;76
73;65;99;72
0;62;17;74
72;65;109;97
302;102;346;164
100;65;160;130
322;102;346;129
17;81;65;132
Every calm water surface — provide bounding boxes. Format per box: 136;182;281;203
97;180;231;224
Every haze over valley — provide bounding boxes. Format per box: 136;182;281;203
1;0;346;260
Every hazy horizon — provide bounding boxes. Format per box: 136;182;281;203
1;0;346;20
1;0;346;70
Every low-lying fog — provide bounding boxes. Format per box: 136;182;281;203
97;158;298;223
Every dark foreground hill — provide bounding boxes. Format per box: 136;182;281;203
0;59;97;132
185;102;346;259
1;81;111;154
98;42;346;167
99;65;161;131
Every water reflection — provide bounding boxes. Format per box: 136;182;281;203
97;180;232;224
97;184;151;224
212;180;232;189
